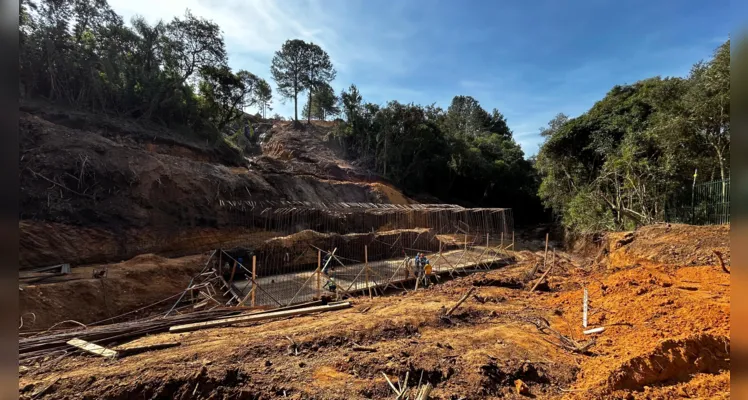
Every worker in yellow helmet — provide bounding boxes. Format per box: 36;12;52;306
421;253;432;287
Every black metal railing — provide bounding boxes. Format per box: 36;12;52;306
665;178;730;225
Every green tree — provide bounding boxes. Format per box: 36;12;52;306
271;39;308;122
684;40;730;186
539;113;569;137
536;41;731;233
303;42;336;124
444;95;490;137
163;10;226;84
255;78;273;118
340;84;362;123
330;88;542;223
302;83;339;120
199;66;259;130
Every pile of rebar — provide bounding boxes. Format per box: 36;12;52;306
19;308;243;361
20;300;329;362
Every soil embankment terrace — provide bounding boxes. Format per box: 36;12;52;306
19;105;410;269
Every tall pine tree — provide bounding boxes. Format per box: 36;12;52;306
271;39;308;122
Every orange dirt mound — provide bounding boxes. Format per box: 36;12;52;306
369;182;411;205
606;223;729;269
545;249;729;398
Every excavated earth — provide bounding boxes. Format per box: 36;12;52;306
19;223;730;399
19;103;410;270
19;104;414;329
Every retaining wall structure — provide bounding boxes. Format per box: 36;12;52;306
172;202;514;310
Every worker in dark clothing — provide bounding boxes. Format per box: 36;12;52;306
321;250;333;276
322;250;337;293
323;276;337;292
414;253;425;282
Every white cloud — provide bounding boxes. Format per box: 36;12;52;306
107;0;419;118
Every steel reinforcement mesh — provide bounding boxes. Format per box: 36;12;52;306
177;202;514;308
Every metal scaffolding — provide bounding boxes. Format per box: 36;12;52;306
171;202;514;312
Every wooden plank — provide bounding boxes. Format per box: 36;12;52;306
217;275;242;303
67;338;118;358
228;261;238;286
193;299;209;309
530;249;554;292
445;287;475;316
27;263;70;274
251;256;257;307
365;246;371;298
169;302;352;334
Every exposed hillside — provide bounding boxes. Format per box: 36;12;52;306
19;104;411;269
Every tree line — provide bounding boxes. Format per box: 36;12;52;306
20;0;276;140
19;0;729;231
332;87;543;223
18;0;543;224
536;40;730;233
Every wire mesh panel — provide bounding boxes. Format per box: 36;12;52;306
203;203;514;307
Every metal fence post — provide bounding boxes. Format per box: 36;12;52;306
691;169;698;224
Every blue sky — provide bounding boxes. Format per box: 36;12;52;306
108;0;731;157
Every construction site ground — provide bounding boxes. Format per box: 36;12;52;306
18;223;730;399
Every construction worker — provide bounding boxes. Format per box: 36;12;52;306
414;253;425;282
413;253;421;276
323;276;337;292
321;249;333;276
422;254;432;287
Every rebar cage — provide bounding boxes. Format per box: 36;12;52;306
179;201;515;309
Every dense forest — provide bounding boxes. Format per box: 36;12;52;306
536;41;730;233
18;0;729;231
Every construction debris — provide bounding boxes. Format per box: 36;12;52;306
168;302;352;334
351;345;377;352
285;336;299;356
66;338;118;358
20;308;243;361
445;287;476;316
523;262;540;282
416;383;434;400
529;250;555;292
30;377;59;399
381;372;402;397
527;317;595;354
